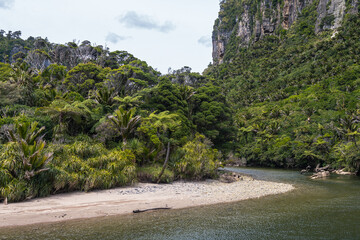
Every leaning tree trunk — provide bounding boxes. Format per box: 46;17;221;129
157;142;171;184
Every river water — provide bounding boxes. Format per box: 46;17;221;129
1;168;359;240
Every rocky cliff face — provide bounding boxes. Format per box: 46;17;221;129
315;0;346;33
282;0;308;30
212;0;358;64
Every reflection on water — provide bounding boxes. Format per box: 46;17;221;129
1;168;359;240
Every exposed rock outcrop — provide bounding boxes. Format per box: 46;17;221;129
212;0;358;64
237;6;252;46
315;0;346;33
282;0;306;30
212;30;231;65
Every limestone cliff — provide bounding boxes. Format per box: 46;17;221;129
212;0;359;64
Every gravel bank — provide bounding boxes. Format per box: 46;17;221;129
0;179;294;228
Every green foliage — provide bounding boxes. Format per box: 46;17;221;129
0;29;230;203
320;15;336;30
293;1;318;37
0;122;53;202
0;82;21;106
38;100;93;141
144;77;193;142
137;165;174;183
167;67;210;87
49;141;136;192
175;134;221;180
108;107;141;147
0;178;28;202
137;111;181;167
103;50;137;69
0;62;13;82
216;0;245;32
206;5;360;169
145;77;186;112
94;87;116;108
0;30;33;63
64;62;108;97
114;95;143;110
8;61;36;105
105;65;156;98
334;142;360;172
63;91;84;102
139;111;181;146
40;64;67;88
8;121;53;180
3;3;359;202
192;83;235;149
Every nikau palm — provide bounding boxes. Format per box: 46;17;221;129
94;87;116;107
8;122;53;180
108;107;141;148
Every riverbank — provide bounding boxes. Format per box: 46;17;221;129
0;179;294;228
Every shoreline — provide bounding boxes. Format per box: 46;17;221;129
0;179;294;228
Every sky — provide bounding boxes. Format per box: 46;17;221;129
0;0;221;74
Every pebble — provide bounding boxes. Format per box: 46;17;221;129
114;180;293;199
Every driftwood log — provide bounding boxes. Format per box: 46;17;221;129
311;171;330;179
315;164;330;173
133;207;172;213
335;169;355;175
300;164;333;179
300;165;311;174
311;164;332;179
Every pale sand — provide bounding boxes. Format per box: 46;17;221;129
0;180;294;228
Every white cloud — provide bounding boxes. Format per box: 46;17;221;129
118;11;176;33
0;0;14;9
0;0;220;73
198;36;212;48
105;32;130;44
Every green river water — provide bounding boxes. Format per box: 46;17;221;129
1;168;359;240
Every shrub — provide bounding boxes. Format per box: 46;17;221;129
175;134;221;180
137;165;174;183
49;141;136;192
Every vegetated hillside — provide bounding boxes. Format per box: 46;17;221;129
205;0;360;172
0;31;235;202
1;0;359;203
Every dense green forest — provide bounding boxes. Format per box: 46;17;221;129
0;32;230;202
208;0;360;171
0;0;359;203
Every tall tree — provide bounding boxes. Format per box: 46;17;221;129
138;111;180;182
39;100;92;142
63;62;108;97
9;61;35;105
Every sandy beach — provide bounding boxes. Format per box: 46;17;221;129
0;179;294;228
